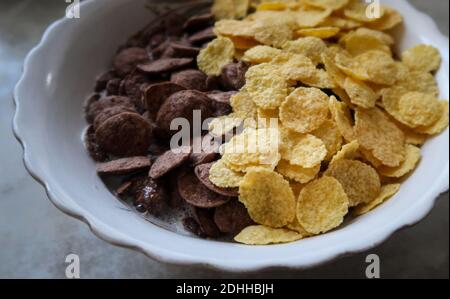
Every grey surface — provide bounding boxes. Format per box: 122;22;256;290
0;0;448;279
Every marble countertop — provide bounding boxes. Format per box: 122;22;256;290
0;0;448;278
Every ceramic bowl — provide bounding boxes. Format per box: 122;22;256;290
13;0;449;271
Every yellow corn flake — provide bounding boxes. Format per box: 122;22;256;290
282;37;327;65
253;23;293;48
286;217;313;237
212;0;250;20
256;1;287;11
296;27;340;39
378;145;421;178
367;7;403;31
239;168;296;227
330;140;360;164
353;184;401;216
335;51;370;81
271;52;316;82
246;10;298;29
245;63;288;109
297;176;349;234
229;36;260;50
302;69;336;89
398;92;442;128
395;70;439;97
280;87;329;133
242;45;281;64
359;148;383;169
401;44;441;73
342;32;391;57
209;159;244;188
295;6;333;28
319;16;361;30
234;225;302;245
304;0;349;10
332;87;356;109
276;159;320;184
354;50;399;85
280;132;327;168
234;0;251;18
312;120;343;161
214;19;256;37
382;90;442;128
208;114;243;137
390;117;428;146
230;90;258;119
329;96;355;142
322;51;346;88
197;37;235;76
354;107;405;167
325;159;381;207
414;101;449;136
343;77;378;109
222;127;281;171
343;1;385;23
355;28;394;45
212;0;237;20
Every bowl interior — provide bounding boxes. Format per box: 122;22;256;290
15;0;449;270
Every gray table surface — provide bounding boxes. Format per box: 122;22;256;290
0;0;448;279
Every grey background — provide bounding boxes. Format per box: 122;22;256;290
0;0;448;279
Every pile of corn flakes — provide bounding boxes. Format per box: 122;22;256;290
198;0;448;245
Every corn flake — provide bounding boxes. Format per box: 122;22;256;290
245;63;288;109
367;7;403;31
239;168;296;227
329;96;355;142
378;144;421;178
234;225;302;245
282;37;327;65
280;87;329;133
197;37;235;76
276;159;320;184
296;27;340;39
325;159;381;207
354;107;405;167
242;45;281;63
295;6;333;28
353;184;400;216
280;132;327;168
330;140;360;164
344;77;378;109
297;176;349;234
401;44;441;73
209;159;244;187
414;101;449;136
312;120;343;161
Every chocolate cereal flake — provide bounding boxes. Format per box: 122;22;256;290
137;58;193;75
97;156;151;175
177;169;231;208
149;146;192;179
95;112;152;157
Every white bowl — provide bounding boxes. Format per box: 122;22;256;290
13;0;449;271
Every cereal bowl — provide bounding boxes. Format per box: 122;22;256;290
13;0;449;271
